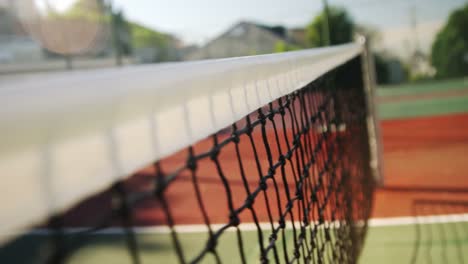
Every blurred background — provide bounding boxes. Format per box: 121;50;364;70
0;0;466;84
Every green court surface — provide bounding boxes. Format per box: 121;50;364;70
377;77;468;97
0;229;295;263
377;77;468;120
360;222;468;264
1;221;467;263
378;95;468;120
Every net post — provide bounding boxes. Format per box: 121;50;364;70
357;35;384;186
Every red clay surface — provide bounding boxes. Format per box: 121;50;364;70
57;112;468;228
372;113;468;218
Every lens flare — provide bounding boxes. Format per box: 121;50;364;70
15;0;109;55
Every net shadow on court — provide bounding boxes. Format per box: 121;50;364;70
410;199;468;264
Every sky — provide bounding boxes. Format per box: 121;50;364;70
110;0;467;44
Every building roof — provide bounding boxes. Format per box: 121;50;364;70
184;21;294;60
221;21;288;41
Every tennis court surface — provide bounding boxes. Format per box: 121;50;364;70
1;43;467;263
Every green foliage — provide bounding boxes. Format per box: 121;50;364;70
274;41;302;53
46;0;107;22
409;72;434;83
129;22;172;61
306;6;354;47
431;4;468;79
111;10;132;56
129;23;167;49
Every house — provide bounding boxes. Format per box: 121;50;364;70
185;21;296;60
288;28;307;47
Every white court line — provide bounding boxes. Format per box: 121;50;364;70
14;213;468;237
27;222;304;236
368;213;468;227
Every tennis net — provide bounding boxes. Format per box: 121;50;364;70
0;43;380;263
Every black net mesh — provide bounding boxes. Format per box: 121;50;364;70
0;57;376;264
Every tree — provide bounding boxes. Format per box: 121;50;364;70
129;22;173;62
101;1;132;59
58;0;105;21
130;23;167;49
306;6;354;47
431;4;468;79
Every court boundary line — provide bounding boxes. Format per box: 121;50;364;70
368;214;468;227
5;213;466;237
